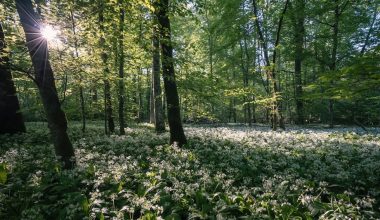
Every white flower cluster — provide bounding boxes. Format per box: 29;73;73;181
0;124;379;219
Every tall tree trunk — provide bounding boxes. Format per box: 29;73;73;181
252;32;257;124
149;70;155;123
360;3;378;55
204;2;214;78
252;0;275;128
239;38;251;126
154;0;187;146
253;0;289;130
138;68;143;122
69;8;86;133
293;0;305;125
15;0;74;168
79;88;85;132
152;23;165;133
233;98;237;123
243;32;252;127
99;0;114;134
0;22;26;134
252;97;256;123
272;0;289;130
118;0;126;135
328;0;341;128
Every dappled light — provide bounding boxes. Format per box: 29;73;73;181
1;0;379;219
1;124;379;219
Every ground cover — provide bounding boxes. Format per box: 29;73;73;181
1;123;379;219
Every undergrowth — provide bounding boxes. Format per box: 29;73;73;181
0;123;379;219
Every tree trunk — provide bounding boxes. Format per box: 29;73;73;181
69;8;86;133
152;23;165;133
293;0;305;125
138;68;143;122
105;81;114;133
328;0;341;128
15;0;75;169
0;22;26;134
149;70;155;123
272;0;289;130
360;4;377;55
252;0;289;130
99;0;114;134
79;87;86;132
233;98;237;123
243;34;252;127
118;0;126;135
154;0;187;146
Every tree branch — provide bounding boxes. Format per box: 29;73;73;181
10;64;39;86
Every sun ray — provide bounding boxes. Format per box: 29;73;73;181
41;25;58;41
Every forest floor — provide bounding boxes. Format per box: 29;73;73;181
1;122;380;219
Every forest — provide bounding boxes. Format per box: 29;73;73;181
0;0;380;219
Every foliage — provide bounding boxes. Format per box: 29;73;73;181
1;123;380;219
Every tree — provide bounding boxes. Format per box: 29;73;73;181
252;0;289;130
291;0;305;125
153;0;187;146
15;0;75;169
152;20;165;133
118;0;126;135
0;22;26;134
98;0;115;135
69;5;86;133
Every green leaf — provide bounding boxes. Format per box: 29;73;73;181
99;212;105;220
142;211;156;220
165;213;181;220
0;163;7;184
82;196;89;215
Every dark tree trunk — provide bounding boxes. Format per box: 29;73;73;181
271;0;289;130
79;87;86;132
360;4;377;55
0;23;26;134
239;35;252;126
99;0;114;134
138;68;143;122
15;0;75;169
154;0;187;146
252;96;256;123
149;69;155;123
118;0;126;135
328;0;341;128
253;0;289;130
233;98;237;123
105;80;114;133
152;23;165;133
293;0;305;125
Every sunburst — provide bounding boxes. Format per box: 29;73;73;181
41;25;58;41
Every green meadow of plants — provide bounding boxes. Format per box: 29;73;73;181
0;123;379;219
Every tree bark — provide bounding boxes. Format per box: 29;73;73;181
99;0;115;134
0;22;26;134
154;0;187;146
293;0;305;125
271;0;289;130
137;68;143;122
360;4;377;55
152;23;165;133
15;0;75;169
328;0;341;128
149;70;155;123
118;0;126;135
252;0;289;130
